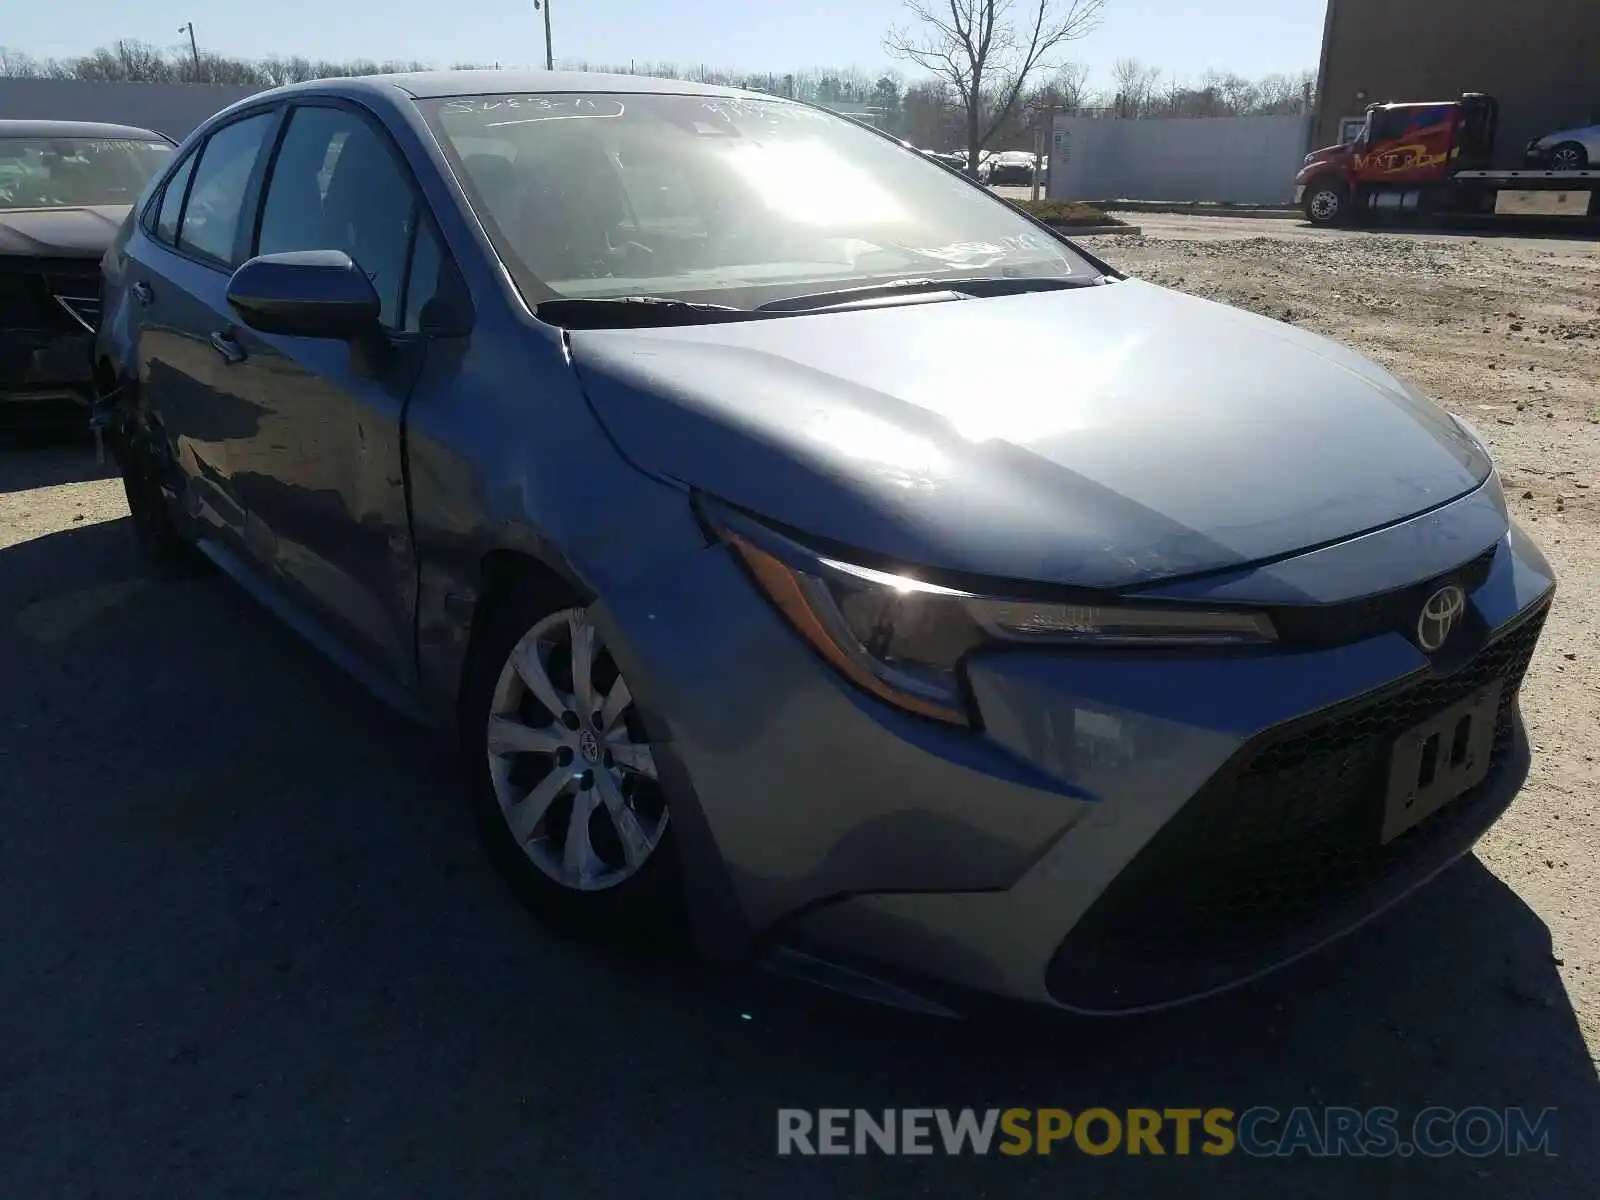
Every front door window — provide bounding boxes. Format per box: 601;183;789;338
255;105;417;327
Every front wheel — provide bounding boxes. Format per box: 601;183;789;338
1303;180;1348;226
462;585;683;944
1550;142;1588;172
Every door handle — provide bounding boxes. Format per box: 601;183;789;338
131;280;154;306
208;329;247;364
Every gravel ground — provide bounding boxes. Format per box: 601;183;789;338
1;217;1597;1196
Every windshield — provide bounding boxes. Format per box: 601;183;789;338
422;93;1092;308
0;137;172;210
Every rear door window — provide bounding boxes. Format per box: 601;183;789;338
153;151;197;246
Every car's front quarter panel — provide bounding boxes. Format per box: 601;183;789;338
592;537;1099;959
403;308;715;725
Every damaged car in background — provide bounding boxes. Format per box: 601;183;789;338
0;120;171;432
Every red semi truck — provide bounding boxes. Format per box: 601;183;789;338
1295;93;1599;226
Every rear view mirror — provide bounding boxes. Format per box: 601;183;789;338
226;250;380;340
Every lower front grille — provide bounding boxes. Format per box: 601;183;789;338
1046;600;1549;1013
0;265;102;333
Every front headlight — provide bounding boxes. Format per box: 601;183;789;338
706;501;1276;726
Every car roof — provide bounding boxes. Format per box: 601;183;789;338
0;118;169;141
264;69;764;104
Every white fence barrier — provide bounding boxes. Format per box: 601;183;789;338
1048;114;1312;205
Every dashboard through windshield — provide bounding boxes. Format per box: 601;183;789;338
421;92;1092;310
0;137;172;210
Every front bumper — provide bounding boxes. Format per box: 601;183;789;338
597;490;1555;1011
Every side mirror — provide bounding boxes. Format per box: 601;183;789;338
226;250;380;340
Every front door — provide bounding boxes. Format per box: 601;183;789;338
220;101;444;686
1355;104;1459;185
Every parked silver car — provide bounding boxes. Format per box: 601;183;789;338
1525;123;1598;171
981;150;1039;186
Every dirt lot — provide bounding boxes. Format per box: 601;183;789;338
1;216;1596;1196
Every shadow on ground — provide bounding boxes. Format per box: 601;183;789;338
0;437;114;494
0;505;1593;1196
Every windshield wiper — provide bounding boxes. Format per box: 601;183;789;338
534;295;752;329
754;274;1107;314
535;275;1111;327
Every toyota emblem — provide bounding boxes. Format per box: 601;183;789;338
1416;585;1466;652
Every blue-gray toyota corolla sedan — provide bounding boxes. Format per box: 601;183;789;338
95;72;1556;1015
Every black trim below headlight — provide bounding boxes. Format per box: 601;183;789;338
700;497;1277;726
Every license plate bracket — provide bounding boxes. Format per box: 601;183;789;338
1381;683;1503;844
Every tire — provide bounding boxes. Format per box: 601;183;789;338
1302;180;1347;226
122;469;186;563
1550;142;1588;172
461;580;684;946
111;389;199;572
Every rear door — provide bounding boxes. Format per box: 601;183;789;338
123;108;281;542
218;100;462;686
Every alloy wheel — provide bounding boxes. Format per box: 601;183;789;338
1550;144;1586;172
485;607;667;891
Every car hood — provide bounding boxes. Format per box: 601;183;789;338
1298;143;1352;173
569;280;1489;589
0;204;129;259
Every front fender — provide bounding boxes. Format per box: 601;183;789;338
1294;165;1344;188
403;317;714;727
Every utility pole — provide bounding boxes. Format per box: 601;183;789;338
532;0;553;70
178;22;199;81
1031;117;1045;204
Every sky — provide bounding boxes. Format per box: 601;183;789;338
16;0;1329;89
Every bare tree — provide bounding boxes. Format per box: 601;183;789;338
1252;69;1315;115
885;0;1105;174
0;47;41;77
1109;57;1159;117
1048;61;1092;113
